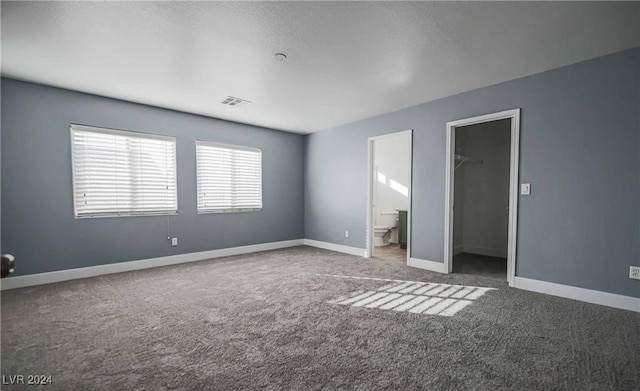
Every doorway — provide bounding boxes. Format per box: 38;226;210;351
367;130;412;265
444;109;520;286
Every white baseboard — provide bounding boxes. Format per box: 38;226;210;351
513;277;640;313
461;245;507;259
408;257;447;273
0;239;304;291
4;239;636;314
303;239;366;257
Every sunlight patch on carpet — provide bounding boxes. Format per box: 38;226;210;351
319;274;496;317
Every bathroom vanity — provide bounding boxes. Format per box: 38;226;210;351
398;210;408;249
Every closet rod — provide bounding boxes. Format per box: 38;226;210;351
454;154;483;170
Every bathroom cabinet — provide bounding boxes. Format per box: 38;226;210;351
398;210;408;249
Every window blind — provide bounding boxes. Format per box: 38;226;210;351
71;124;177;218
196;141;262;213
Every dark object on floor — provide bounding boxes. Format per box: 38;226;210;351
1;254;15;278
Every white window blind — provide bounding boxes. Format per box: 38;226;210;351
70;124;177;218
196;141;262;213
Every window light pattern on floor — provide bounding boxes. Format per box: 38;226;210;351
320;274;496;317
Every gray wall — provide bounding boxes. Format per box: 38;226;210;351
305;48;640;297
455;120;511;258
1;78;305;276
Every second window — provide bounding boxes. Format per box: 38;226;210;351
196;141;262;213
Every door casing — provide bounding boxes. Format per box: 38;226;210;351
444;109;521;286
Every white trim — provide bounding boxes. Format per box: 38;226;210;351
0;239;304;291
366;136;373;258
407;257;447;273
366;129;413;263
506;109;521;286
407;132;413;266
303;239;366;257
444;109;520;286
513;277;640;313
195;139;261;154
445;124;454;272
70;123;176;142
460;246;508;259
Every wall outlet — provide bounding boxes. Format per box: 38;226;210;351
171;237;178;247
344;230;349;238
630;266;640;280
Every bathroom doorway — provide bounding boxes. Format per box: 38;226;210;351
366;130;412;264
444;109;520;286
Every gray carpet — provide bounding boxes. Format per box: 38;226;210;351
2;246;639;390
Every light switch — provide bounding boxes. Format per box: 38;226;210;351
521;183;531;195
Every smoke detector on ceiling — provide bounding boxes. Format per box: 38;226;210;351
221;96;251;107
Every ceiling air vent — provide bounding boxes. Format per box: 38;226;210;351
221;96;251;107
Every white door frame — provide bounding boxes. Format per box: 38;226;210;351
366;129;413;264
444;109;520;286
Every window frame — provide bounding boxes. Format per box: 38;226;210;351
195;140;263;214
70;124;178;219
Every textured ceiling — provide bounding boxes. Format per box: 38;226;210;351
2;2;639;134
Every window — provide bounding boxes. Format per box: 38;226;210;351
196;141;262;213
70;124;177;218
